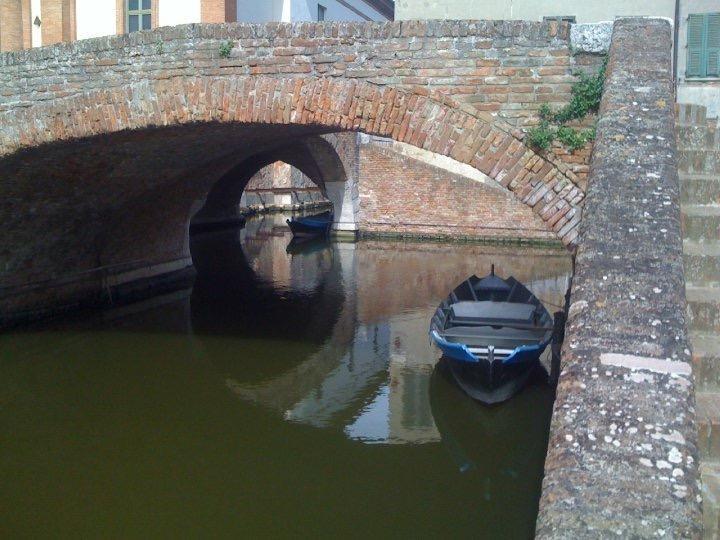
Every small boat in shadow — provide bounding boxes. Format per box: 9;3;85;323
429;265;554;405
286;210;333;238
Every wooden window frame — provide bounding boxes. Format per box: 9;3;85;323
126;0;152;33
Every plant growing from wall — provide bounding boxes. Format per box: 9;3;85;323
219;41;234;59
527;57;607;152
155;38;164;55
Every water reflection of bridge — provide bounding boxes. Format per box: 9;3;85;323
225;215;572;445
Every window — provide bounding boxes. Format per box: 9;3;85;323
127;0;152;33
318;4;326;21
543;15;576;23
687;13;720;78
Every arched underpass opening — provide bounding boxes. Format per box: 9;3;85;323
189;134;348;236
239;161;331;215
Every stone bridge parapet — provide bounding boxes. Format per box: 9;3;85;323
0;19;602;127
536;18;701;538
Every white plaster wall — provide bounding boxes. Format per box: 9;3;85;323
76;0;117;40
159;0;201;26
294;0;386;22
237;0;387;22
30;0;41;47
236;0;285;22
678;86;720;122
395;0;674;23
75;0;117;40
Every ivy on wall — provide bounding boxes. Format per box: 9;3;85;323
527;57;607;152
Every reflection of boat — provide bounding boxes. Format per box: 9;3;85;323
286;210;333;238
429;266;553;404
189;215;246;234
286;235;331;255
429;361;554;538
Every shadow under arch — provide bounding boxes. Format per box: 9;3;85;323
188;218;348;384
191;135;347;227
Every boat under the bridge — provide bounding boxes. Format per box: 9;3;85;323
286;210;333;238
429;267;554;405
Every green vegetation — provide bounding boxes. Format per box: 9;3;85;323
556;125;595;152
527;57;607;152
219;41;234;59
527;120;555;151
155;39;164;55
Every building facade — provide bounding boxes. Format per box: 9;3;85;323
396;0;720;119
0;0;393;52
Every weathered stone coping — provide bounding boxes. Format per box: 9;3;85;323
536;18;701;538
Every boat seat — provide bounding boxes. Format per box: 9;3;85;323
449;301;535;326
441;325;546;348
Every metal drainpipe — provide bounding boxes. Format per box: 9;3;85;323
673;0;680;90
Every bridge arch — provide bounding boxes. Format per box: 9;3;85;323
0;74;584;236
192;135;347;229
0;75;584;321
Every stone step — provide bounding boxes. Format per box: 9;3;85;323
677;102;711;126
700;460;720;538
678;150;720;175
692;331;720;392
684;240;720;283
696;392;720;459
680;173;720;206
686;285;720;332
682;205;720;240
677;125;720;151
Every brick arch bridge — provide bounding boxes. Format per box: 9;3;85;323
0;21;593;321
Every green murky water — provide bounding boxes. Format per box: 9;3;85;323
0;213;571;538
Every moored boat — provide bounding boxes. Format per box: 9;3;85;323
429;266;554;404
286;210;333;238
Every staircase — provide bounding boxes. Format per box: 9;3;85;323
678;103;720;538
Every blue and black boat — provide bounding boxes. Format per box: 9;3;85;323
429;266;554;404
286;210;333;238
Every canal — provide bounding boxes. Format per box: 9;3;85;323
0;212;572;538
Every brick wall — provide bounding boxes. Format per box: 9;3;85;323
201;0;235;23
358;140;556;241
0;20;600;127
0;0;24;52
40;0;75;46
245;161;317;190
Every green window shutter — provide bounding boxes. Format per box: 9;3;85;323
687;14;706;77
707;13;720;77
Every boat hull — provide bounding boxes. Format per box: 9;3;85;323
286;211;333;238
431;331;547;405
286;219;331;237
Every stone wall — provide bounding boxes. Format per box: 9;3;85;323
0;19;602;127
536;18;701;538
